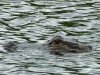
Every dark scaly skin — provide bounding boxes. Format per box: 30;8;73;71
3;41;18;52
47;35;92;54
3;35;92;55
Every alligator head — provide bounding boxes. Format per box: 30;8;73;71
47;35;92;53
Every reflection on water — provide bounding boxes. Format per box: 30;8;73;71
0;0;100;75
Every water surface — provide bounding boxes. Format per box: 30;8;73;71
0;0;100;75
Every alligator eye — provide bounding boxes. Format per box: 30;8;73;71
48;40;62;45
52;42;57;45
51;42;54;44
53;41;62;45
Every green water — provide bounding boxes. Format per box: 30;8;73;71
0;0;100;75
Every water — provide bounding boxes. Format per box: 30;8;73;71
0;0;100;75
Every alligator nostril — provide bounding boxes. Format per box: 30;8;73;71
87;45;92;50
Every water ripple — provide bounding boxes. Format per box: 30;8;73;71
0;0;100;75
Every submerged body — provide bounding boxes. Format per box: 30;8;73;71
3;35;92;54
3;41;18;52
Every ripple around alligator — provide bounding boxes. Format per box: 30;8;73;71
0;0;100;75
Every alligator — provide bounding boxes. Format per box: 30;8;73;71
3;41;18;52
44;35;92;55
3;35;92;55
